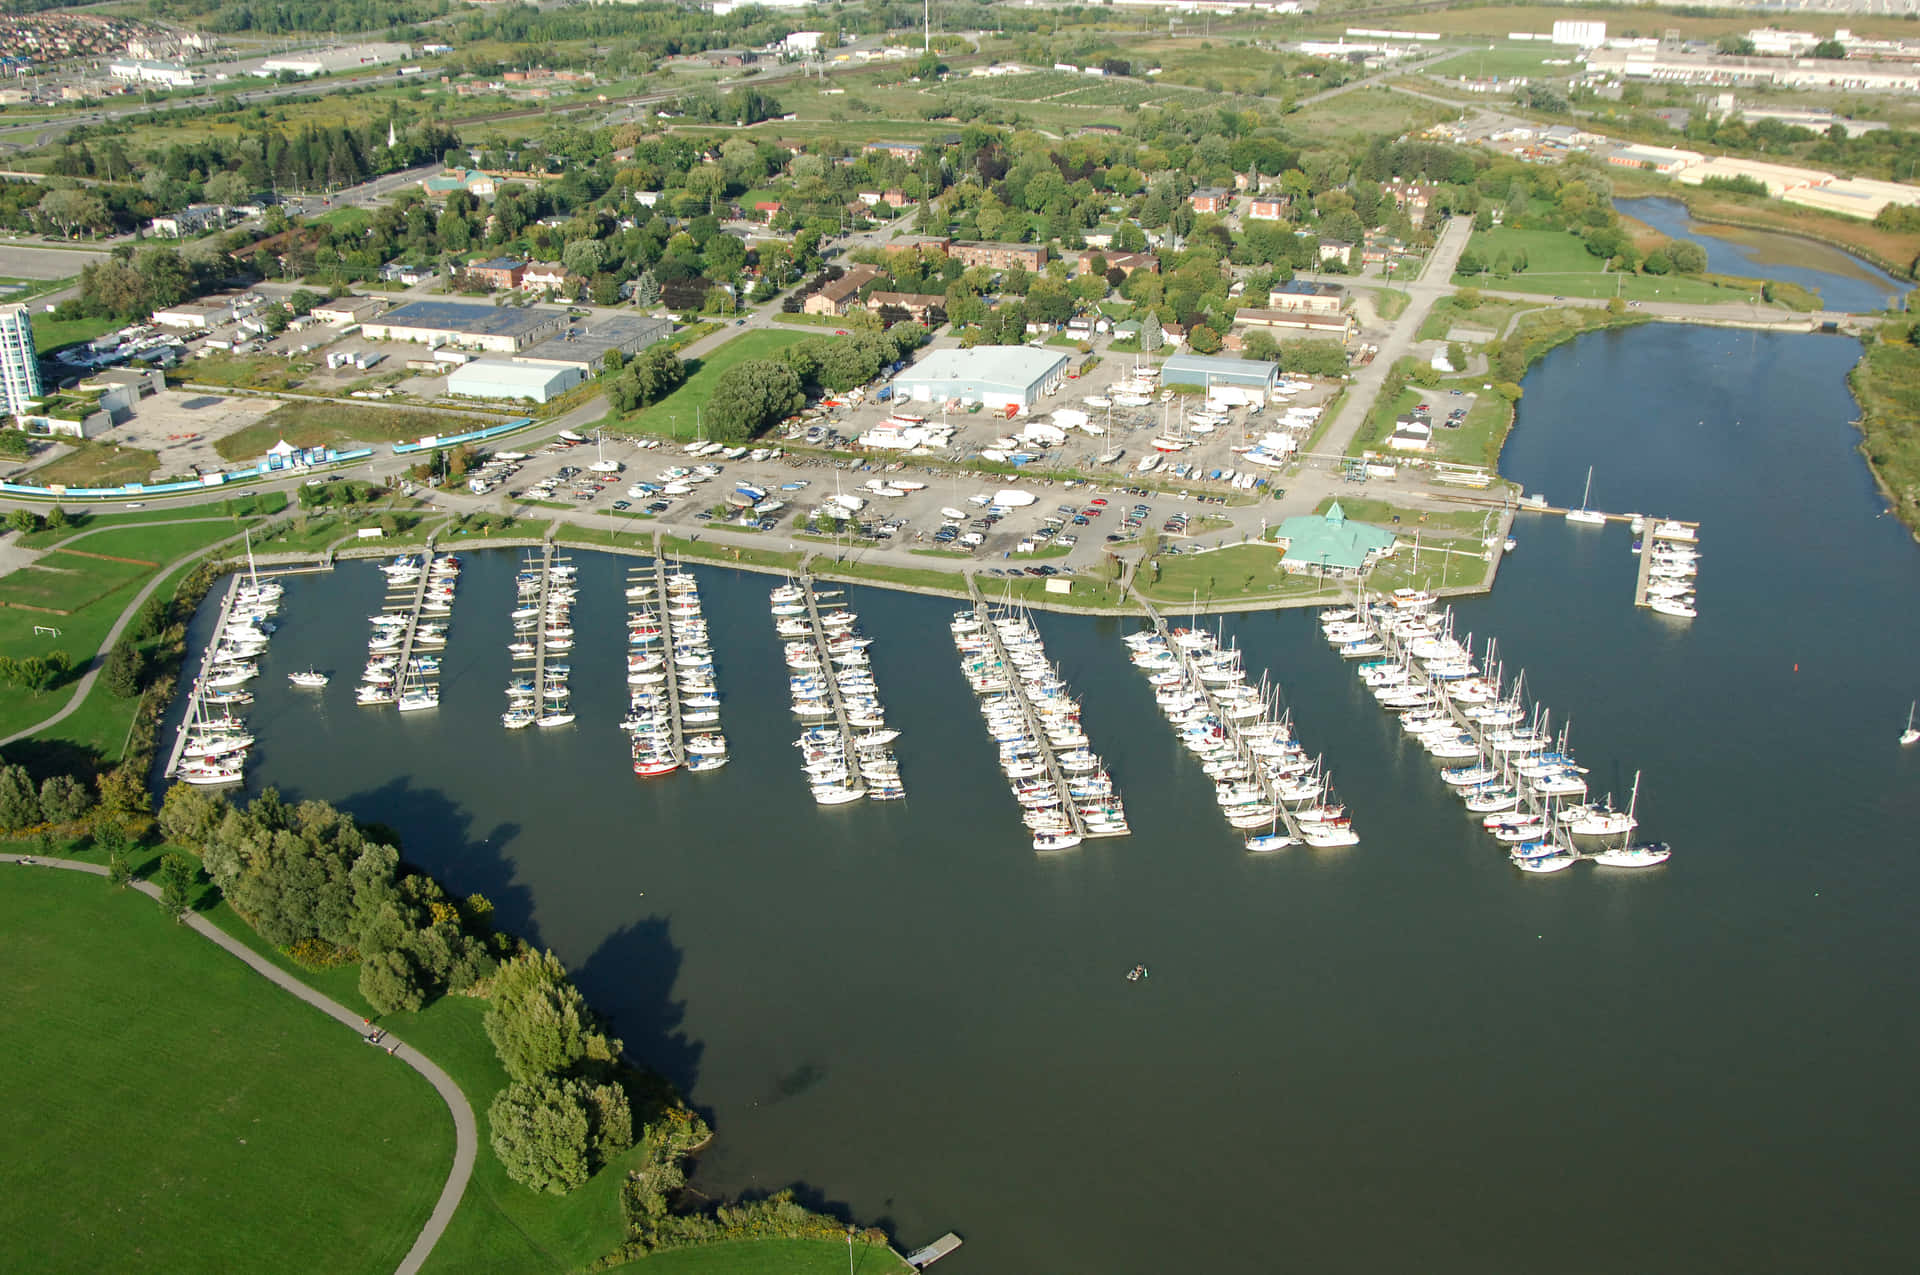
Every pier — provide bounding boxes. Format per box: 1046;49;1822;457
388;537;443;708
164;574;242;779
776;578;905;803
970;595;1087;842
905;1234;963;1268
1348;599;1580;861
1633;519;1701;612
651;555;684;764
504;542;573;729
798;579;864;798
1130;593;1312;845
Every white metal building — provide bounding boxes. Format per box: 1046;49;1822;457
446;360;582;404
889;347;1070;412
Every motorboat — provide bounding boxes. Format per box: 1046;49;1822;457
287;670;329;688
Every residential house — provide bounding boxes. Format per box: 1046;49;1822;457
465;257;525;290
949;241;1046;272
803;264;882;316
1189;187;1229;215
882;189;911;208
863;291;945;324
147;204;228;238
422;168;497;199
752;200;782;222
879;235;950;258
379;261;436;286
1387;415;1432;452
1317;239;1351;264
1246;197;1290;222
1265;281;1344;315
519;261;570;293
864;141;922;161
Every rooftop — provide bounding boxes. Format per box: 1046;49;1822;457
374;300;561;337
897;346;1069;388
447;360;572;390
1274;501;1398;572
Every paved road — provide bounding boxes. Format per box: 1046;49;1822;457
0;515;287;749
1318;213;1477;457
0;854;477;1275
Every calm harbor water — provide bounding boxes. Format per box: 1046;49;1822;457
1615;195;1905;312
175;326;1920;1271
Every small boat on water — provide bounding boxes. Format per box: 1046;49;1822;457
1033;831;1082;852
1590;841;1672;868
1902;701;1919;747
1566;467;1606;525
288;669;329;688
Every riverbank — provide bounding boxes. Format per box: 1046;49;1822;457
1844;324;1920;537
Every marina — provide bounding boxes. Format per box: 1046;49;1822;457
502;543;578;730
1124;595;1351;851
774;577;904;804
165;571;278;785
953;584;1127;850
1339;591;1663;873
1632;518;1702;620
624;556;682;775
357;548;456;711
655;557;726;769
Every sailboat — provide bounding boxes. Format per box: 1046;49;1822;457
1566;467;1606;525
1570;770;1639;837
1902;701;1919;747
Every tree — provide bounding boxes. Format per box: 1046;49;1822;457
1810;39;1846;59
485;949;596;1082
1447;342;1468;372
1668;241;1708;274
361;948;429;1013
1242;330;1279;362
204;171;254;206
489;1078;593;1195
44;506;67;530
1188;324;1223;355
704;361;803;444
38;774;92;823
8;508;39;534
0;764;41;831
157;853;197;921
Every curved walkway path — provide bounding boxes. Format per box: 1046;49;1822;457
1;853;477;1275
0;516;286;749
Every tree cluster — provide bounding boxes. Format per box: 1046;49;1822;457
605;347;688;414
483;950;635;1194
0;650;75;695
0;763;94;832
157;786;507;1012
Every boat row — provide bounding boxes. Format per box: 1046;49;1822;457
502;552;577;729
626;563;725;769
1122;623;1355;850
1327;595;1670;874
953;604;1127;850
1638;527;1701;621
176;571;283;785
357;554;458;710
774;580;903;803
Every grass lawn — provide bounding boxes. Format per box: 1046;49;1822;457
616;330;815;441
1347;380;1512;466
27;441;160;489
771;312;841;327
0;516;259;751
657;533;803;573
30;311;117;357
215;402;497;462
614;1238;910;1274
1136;543;1337;606
1455;227;1757;303
1311;496;1493;539
182;353;317;393
0;869;451;1275
1423;45;1572;82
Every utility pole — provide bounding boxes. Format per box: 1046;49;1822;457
925;0;930;52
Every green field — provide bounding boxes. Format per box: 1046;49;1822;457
616;330;814;440
0;514;259;750
215;402;498;462
30;311;116;357
27;441;161;489
1347;381;1511;466
1136;543;1336;606
1423;45;1575;82
0;869;451;1275
1456;226;1758;303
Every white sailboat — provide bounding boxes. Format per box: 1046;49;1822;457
1902;701;1919;747
1565;466;1606;525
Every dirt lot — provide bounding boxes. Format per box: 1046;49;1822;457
99;389;279;477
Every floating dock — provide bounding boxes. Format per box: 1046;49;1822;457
163;574;242;779
1633;519;1701;612
624;558;683;772
775;578;903;803
905;1234;963;1268
1128;594;1320;846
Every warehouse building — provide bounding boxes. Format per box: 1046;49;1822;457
257;43;412;77
1159;353;1280;396
446;360;582;404
359;300;566;353
514;315;673;373
890;347;1069;412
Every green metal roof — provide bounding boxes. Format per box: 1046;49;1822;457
1274;504;1396;571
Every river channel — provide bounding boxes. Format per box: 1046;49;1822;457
175;325;1920;1272
1616;194;1906;312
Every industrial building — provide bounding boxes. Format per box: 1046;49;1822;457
358;300;567;353
446;360;583;404
0;304;44;416
1587;47;1920;92
1607;143;1703;176
1159;353;1280;396
1265;280;1345;314
514;316;673;372
108;60;198;88
257;43;412;77
889;347;1069;412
